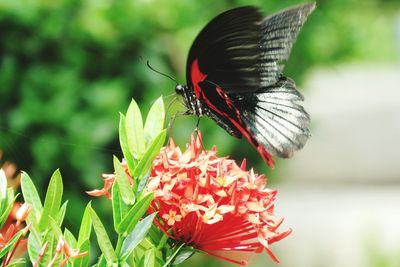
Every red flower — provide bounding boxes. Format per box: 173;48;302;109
146;132;291;265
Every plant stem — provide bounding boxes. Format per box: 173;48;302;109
115;235;123;256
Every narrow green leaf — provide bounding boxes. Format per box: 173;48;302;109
57;201;68;226
126;98;145;158
27;232;41;265
0;190;15;230
64;228;77;248
39;169;63;231
77;203;92;247
113;156;135;205
119;113;136;174
21;172;43;222
136;174;150;195
172;248;195;265
111;183;128;233
46;217;63;243
42;229;60;266
73;239;90;267
0;230;23;258
133;130;166;179
162;243;185;267
6;258;26;266
120;212;157;258
96;255;107;267
90;207;117;264
143;97;165;147
117;193;154;236
0;169;6;213
156;232;169;250
138;248;155;267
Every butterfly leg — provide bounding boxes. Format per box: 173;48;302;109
167;110;193;137
195;117;201;129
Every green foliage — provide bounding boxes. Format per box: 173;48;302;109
87;97;168;266
0;170;15;230
90;206;118;264
0;231;23;259
4;98;186;266
0;170;22;262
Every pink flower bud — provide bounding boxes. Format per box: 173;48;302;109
16;203;31;223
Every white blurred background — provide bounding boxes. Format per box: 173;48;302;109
268;63;400;267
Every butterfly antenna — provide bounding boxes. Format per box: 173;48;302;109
146;60;179;85
162;92;177;101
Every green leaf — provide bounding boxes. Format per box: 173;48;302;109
0;230;23;259
138;248;155;267
172;248;195;265
49;218;63;239
111;183;128;233
119;113;136;175
6;258;26;266
133;130;166;179
64;228;77;248
95;255;107;267
162;244;185;267
120;212;157;259
90;207;117;264
136;174;150;195
77;203;92;247
27;232;41;265
21;172;43;222
42;229;61;266
39;169;63;231
117;193;154;236
156;231;169;250
113;156;135;205
0;190;15;230
0;169;6;213
143;97;165;147
57;201;68;226
73;239;90;267
126;98;145;159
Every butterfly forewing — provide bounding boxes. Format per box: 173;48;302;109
186;6;263;93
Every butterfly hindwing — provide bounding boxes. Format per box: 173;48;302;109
198;80;275;166
232;77;310;158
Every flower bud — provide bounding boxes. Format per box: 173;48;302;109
16;203;31;223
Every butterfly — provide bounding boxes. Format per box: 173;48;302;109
175;3;315;168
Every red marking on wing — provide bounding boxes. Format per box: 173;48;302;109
201;86;275;168
190;58;274;167
190;59;207;98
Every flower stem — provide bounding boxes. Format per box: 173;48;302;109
115;235;123;256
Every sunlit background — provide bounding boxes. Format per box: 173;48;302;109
1;0;399;266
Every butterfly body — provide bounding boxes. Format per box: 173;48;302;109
176;3;315;167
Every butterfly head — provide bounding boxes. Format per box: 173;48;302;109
175;84;186;95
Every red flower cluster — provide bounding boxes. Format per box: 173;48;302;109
146;132;291;265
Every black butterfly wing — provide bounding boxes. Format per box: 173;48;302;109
186;6;263;93
260;3;316;86
185;3;315;166
187;3;315;93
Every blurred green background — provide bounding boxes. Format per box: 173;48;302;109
1;0;399;266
